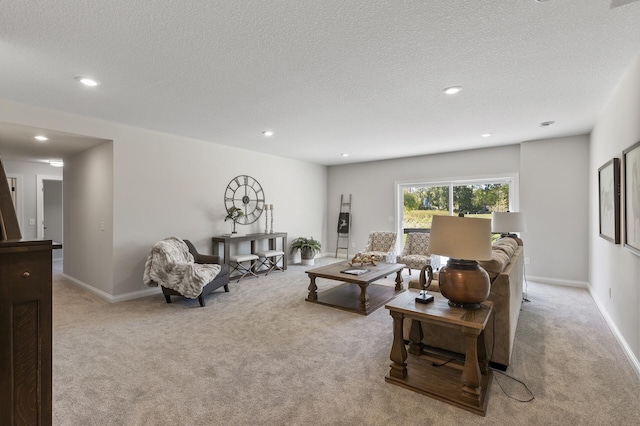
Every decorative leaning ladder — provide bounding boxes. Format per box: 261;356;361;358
335;194;352;259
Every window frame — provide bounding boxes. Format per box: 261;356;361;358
394;173;520;238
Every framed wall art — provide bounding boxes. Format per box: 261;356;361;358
598;158;621;243
623;141;640;255
337;212;350;233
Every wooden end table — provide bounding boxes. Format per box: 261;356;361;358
384;289;493;416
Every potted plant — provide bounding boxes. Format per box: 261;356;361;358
289;236;322;265
224;207;244;234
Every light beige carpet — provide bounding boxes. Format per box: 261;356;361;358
52;258;640;425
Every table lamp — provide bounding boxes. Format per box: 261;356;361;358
491;212;526;245
428;215;492;309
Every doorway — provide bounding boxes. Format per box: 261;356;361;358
5;174;22;231
37;175;63;259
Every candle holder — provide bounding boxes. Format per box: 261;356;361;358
264;204;271;233
270;204;274;233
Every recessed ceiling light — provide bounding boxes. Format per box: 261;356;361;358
34;135;48;141
540;121;555;127
75;76;100;87
49;160;64;167
262;130;274;137
341;153;349;157
481;133;492;138
443;86;462;95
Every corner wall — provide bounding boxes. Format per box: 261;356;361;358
0;99;328;300
590;54;640;369
63;142;114;295
520;135;590;285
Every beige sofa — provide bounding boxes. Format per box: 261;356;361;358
407;237;524;370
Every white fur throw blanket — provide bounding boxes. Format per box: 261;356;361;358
143;237;221;299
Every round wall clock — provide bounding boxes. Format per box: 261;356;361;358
224;175;265;224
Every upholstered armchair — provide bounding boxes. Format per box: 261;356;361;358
361;231;398;263
395;232;440;274
144;237;229;307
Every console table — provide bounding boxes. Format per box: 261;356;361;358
385;289;493;416
212;232;287;272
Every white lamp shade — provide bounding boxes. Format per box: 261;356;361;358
428;215;492;260
492;212;527;233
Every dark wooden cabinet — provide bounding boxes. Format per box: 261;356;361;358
0;239;53;426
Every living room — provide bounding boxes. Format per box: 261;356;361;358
1;1;640;424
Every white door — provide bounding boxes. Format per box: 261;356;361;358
37;175;63;259
6;178;16;207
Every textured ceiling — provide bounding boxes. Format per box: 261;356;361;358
1;0;640;166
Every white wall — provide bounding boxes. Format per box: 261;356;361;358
327;138;590;288
2;159;63;239
0;99;328;300
520;135;590;284
111;129;327;297
327;145;520;254
591;55;640;367
63;142;114;295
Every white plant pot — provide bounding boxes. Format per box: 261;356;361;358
301;258;315;266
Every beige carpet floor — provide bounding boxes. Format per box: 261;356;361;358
52;258;640;425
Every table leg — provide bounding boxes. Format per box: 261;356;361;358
282;236;287;270
461;326;482;406
478;329;489;375
357;283;370;313
389;311;407;379
224;241;230;266
408;319;424;356
394;270;403;291
307;275;318;301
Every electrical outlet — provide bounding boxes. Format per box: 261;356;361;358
351;242;355;248
29;218;36;226
100;221;105;231
524;257;531;265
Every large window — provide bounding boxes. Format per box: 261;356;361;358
398;175;518;234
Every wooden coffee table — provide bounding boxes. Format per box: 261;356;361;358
305;261;405;315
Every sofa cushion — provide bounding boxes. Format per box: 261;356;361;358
492;237;518;257
478;249;510;280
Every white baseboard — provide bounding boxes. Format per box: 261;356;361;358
61;273;160;303
589;288;640;379
526;275;588;288
332;252;349;259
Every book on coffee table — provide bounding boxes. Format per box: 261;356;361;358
341;268;369;275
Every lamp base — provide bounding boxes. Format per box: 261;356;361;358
438;259;490;310
446;300;481;310
415;291;434;304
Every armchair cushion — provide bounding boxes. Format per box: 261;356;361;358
396;232;440;271
362;231;398;263
143;237;221;299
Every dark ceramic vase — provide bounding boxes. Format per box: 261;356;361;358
438;259;490;309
